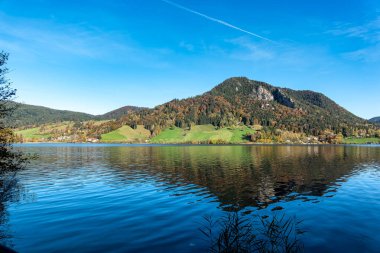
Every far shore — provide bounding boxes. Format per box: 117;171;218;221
13;141;380;146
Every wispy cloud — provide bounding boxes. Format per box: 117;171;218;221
179;41;194;51
342;44;380;62
328;17;380;43
221;36;336;75
227;37;274;61
161;0;275;43
0;12;172;68
328;16;380;62
0;14;106;58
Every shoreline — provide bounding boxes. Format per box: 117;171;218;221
13;142;380;146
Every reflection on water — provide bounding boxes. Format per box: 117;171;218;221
2;144;380;252
99;145;379;209
0;172;26;248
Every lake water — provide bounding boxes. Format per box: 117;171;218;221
1;144;380;252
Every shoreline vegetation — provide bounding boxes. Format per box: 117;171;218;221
14;142;380;145
13;122;380;145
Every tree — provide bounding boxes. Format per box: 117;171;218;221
335;133;344;144
0;52;28;251
0;51;27;202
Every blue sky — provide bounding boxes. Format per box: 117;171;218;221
0;0;379;118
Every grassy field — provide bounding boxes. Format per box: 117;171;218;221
14;123;255;143
101;125;150;142
150;125;255;144
15;121;75;141
16;121;379;145
343;137;380;144
15;127;52;140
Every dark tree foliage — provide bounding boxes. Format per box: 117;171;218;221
369;117;380;124
3;102;95;128
98;105;147;120
0;52;29;251
3;103;146;128
0;52;27;204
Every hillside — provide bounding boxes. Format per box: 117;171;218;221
11;77;379;144
207;78;364;134
101;125;150;142
5;103;144;128
98;106;147;120
4;103;95;128
369;117;380;124
150;125;256;144
120;77;369;137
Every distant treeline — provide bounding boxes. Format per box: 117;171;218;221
4;102;144;128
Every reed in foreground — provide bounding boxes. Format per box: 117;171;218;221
200;212;304;253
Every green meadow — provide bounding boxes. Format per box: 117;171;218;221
343;137;380;144
15;122;256;144
150;124;255;144
101;125;150;143
15;127;52;140
15;122;380;145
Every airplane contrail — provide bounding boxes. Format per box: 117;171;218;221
161;0;274;43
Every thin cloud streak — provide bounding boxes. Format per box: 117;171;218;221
0;12;172;68
161;0;275;43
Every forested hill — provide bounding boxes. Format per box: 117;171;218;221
7;77;373;137
4;103;144;128
98;106;148;120
369;117;380;124
4;103;95;128
120;77;368;136
208;77;364;131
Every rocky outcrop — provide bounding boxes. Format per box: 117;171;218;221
251;85;274;101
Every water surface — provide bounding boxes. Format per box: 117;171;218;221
2;144;380;252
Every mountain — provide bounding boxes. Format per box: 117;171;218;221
208;78;364;131
120;77;367;136
8;77;374;138
369;117;380;124
5;103;144;128
98;106;148;120
4;103;95;128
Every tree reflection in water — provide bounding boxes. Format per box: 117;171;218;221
99;145;380;210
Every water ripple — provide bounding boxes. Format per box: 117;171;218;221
4;144;380;252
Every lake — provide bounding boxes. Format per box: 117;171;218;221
1;144;380;252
